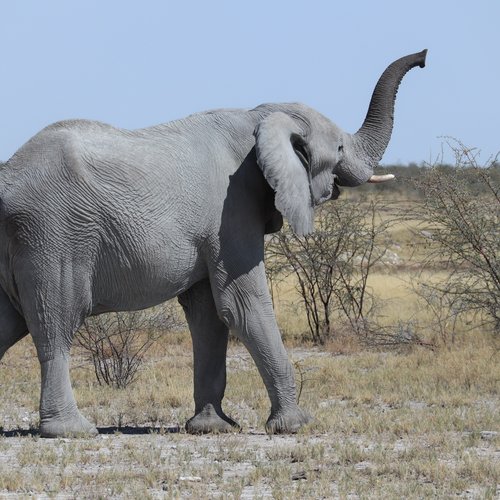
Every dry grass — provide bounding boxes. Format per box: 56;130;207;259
1;332;498;498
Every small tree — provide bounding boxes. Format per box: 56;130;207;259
266;200;391;343
415;141;500;335
77;302;181;388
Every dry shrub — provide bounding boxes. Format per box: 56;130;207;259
77;302;182;388
266;200;393;344
414;140;500;338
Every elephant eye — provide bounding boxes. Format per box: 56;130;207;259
293;140;310;168
338;144;344;153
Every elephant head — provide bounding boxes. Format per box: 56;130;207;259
254;50;427;235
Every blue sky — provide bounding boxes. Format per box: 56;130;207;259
1;1;498;165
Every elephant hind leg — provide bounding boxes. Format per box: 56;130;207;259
0;286;28;361
178;279;240;434
14;258;97;438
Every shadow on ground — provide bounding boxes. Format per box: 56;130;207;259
1;425;182;438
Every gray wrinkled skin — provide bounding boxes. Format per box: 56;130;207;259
0;51;426;437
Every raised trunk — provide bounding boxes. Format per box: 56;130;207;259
354;50;427;169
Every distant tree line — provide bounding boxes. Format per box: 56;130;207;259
352;160;500;197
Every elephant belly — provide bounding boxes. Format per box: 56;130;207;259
90;240;207;313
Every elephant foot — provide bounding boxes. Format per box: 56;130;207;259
40;411;98;438
265;406;312;434
186;404;241;434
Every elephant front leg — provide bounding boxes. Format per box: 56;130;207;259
212;264;311;434
179;279;240;433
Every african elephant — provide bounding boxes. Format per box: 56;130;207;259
0;50;426;437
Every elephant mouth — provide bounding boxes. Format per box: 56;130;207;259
331;176;341;200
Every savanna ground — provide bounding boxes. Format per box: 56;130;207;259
0;187;499;499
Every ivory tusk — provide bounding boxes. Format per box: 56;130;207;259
368;174;395;183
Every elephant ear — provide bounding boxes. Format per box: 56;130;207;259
254;112;314;236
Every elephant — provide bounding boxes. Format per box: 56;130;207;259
0;50;426;437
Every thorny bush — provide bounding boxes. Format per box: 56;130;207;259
77;303;181;388
265;200;392;344
415;141;500;337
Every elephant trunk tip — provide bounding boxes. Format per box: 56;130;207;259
417;49;428;68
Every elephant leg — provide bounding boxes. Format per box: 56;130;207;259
37;355;97;438
14;260;97;438
211;263;311;434
0;286;28;361
178;279;240;433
